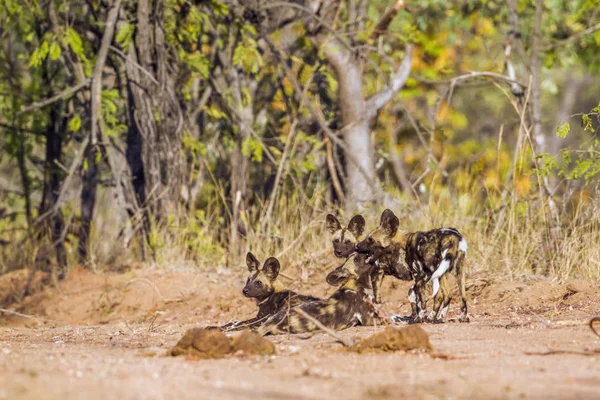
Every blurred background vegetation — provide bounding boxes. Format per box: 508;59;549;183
1;0;599;282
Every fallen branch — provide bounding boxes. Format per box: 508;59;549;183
524;349;600;357
295;308;354;347
591;317;600;339
0;308;60;324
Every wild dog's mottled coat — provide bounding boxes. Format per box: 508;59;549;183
354;211;411;304
215;253;319;331
257;253;378;335
357;209;469;323
326;214;366;258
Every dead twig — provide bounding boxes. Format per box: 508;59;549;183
524;349;600;357
590;317;600;339
0;308;60;324
294;308;354;347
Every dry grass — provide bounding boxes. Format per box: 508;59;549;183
2;179;600;283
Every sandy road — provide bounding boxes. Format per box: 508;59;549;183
1;318;599;400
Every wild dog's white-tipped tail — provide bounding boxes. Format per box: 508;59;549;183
459;238;468;254
431;258;451;297
432;278;441;298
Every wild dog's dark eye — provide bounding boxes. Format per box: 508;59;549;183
333;239;340;244
254;281;262;287
354;256;359;263
368;237;374;243
345;239;351;244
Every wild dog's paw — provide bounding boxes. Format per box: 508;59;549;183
408;315;426;325
458;315;470;323
389;315;410;325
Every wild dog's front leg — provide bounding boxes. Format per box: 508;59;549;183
407;285;418;320
218;316;266;332
409;278;428;324
371;267;385;304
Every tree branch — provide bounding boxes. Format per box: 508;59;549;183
16;79;91;116
543;22;600;51
372;0;407;40
91;0;123;145
365;44;413;117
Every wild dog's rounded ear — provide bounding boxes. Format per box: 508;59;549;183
380;209;399;237
326;266;350;287
246;252;260;272
347;215;366;237
325;214;342;234
262;257;280;281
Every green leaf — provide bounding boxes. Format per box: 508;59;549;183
582;114;593;132
242;137;263;162
67;28;84;58
556;122;570;138
115;23;135;48
29;40;49;67
49;41;61;60
205;105;227;120
69;115;82;132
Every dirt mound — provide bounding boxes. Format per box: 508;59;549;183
350;326;433;353
230;331;276;356
170;328;275;359
170;328;232;358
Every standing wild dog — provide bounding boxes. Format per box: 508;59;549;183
326;214;366;258
257;252;378;335
356;209;469;324
213;252;319;331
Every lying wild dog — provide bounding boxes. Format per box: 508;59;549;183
257;252;378;335
326;214;366;258
356;209;468;324
212;252;319;331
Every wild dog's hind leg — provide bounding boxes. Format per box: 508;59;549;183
456;252;469;322
429;275;450;323
434;276;452;323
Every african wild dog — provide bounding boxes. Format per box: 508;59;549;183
356;209;469;324
257;252;378;335
213;252;319;331
326;214;366;258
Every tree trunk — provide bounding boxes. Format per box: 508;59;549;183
78;143;98;263
324;45;378;209
38;106;67;277
124;0;183;229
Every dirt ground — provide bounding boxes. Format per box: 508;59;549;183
1;262;599;400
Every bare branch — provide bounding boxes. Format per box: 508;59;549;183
372;0;407;40
366;44;413;117
544;22;600;51
325;137;346;203
416;71;526;90
16;79;91;116
91;0;123;145
294;308;354;347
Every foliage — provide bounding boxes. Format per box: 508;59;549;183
0;0;599;281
